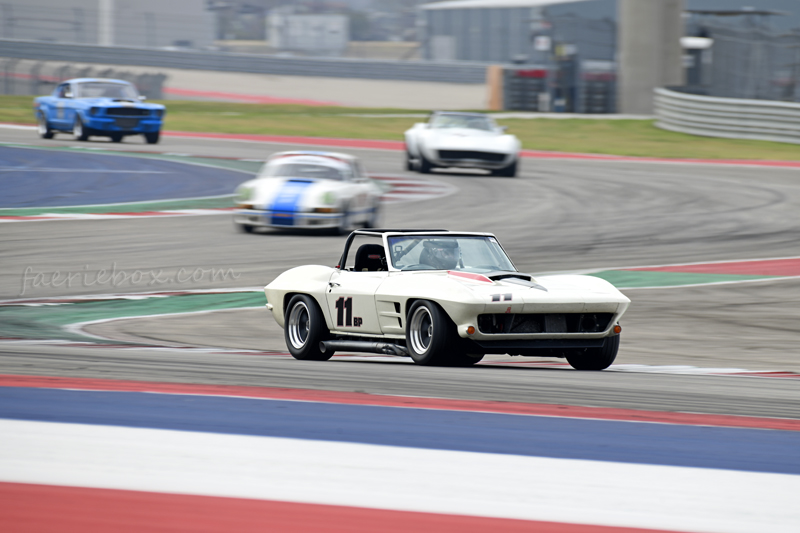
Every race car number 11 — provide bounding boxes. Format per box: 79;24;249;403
335;297;362;327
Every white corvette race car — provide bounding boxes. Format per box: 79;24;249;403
233;151;383;234
265;229;630;369
404;112;521;177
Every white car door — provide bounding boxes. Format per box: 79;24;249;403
325;270;385;334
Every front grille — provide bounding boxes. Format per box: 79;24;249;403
114;117;140;130
438;150;506;162
477;313;613;334
107;107;150;116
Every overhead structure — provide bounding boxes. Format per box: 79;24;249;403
617;0;685;114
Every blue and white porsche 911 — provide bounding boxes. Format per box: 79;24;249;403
233;151;384;234
33;78;165;144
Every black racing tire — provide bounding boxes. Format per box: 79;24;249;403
73;116;89;141
236;223;255;234
417;152;433;174
37;112;55;139
492;159;517;177
334;203;353;235
144;131;160;144
364;200;382;229
449;352;485;367
284;294;335;361
405;150;414;171
110;133;123;143
406;300;454;366
566;334;620;370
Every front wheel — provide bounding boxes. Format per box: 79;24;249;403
364;200;382;229
284;294;335;361
417;153;433;174
144;131;160;144
406;300;453;366
73;116;89;141
492;159;517;177
37;112;54;139
566;334;620;370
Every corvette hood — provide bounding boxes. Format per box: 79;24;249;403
423;129;515;151
386;270;629;313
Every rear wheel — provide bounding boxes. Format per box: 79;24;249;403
144;131;160;144
73;116;89;141
284;294;335;361
566;334;620;370
406;300;453;366
37;112;54;139
236;223;255;233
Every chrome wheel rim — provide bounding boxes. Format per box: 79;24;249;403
37;114;47;135
287;301;310;349
409;306;433;354
74;120;82;139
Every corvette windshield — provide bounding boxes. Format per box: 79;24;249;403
430;114;493;131
388;235;515;272
75;82;139;99
264;163;344;181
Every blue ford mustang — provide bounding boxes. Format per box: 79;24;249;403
33;78;165;144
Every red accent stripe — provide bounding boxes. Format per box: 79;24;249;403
626;258;800;276
1;374;797;431
448;270;493;283
0;482;676;533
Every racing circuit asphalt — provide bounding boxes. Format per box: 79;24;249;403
1;130;799;419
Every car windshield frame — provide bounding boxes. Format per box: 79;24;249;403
74;82;140;99
386;234;516;273
429;114;494;132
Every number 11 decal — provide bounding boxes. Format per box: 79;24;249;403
335;297;362;327
335;297;353;327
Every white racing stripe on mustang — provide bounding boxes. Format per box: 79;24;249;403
2;419;798;533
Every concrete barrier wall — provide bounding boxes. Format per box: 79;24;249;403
0;39;489;84
654;87;800;145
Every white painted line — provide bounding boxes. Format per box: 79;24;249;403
2;420;798;533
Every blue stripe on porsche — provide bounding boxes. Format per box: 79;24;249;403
269;179;313;226
1;387;799;475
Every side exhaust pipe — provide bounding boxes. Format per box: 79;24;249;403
319;340;408;357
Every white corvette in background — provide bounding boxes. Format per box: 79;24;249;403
404;112;521;177
265;229;630;369
233;151;383;234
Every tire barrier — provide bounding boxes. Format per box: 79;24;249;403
654;87;800;145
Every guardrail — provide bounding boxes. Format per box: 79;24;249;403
0;39;489;85
654;87;800;145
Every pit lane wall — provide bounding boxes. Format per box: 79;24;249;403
654;87;800;145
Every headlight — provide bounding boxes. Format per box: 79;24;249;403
235;186;254;203
154;109;164;118
89;107;100;116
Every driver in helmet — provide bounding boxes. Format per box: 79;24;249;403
421;240;460;270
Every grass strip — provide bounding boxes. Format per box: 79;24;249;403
5;96;799;161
